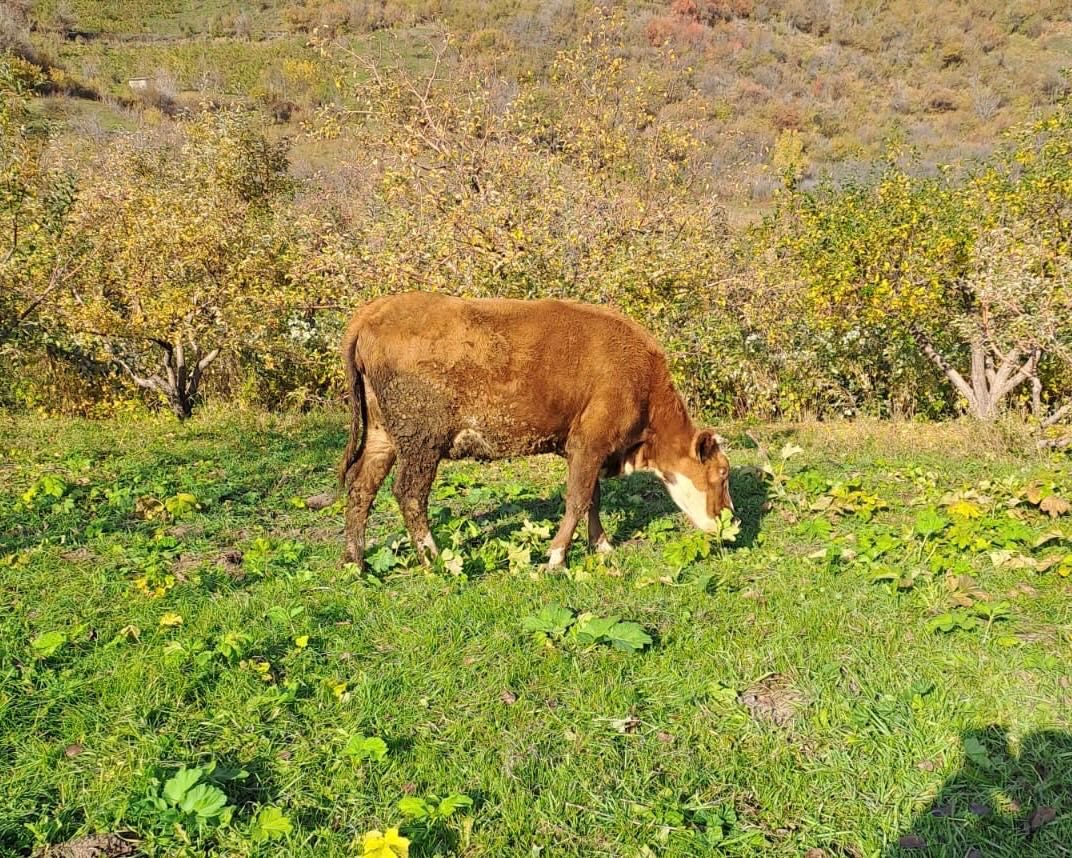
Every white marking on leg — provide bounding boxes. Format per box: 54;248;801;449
595;536;613;554
547;547;565;568
660;470;717;531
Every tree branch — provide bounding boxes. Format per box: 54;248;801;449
910;325;976;408
1042;402;1072;429
995;347;1039;401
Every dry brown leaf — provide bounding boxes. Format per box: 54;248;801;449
1027;805;1056;833
1040;495;1070;518
897;834;926;849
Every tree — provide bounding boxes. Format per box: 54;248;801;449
0;56;78;348
44;109;299;419
764;100;1072;421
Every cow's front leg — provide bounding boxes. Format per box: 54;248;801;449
392;454;440;563
548;450;602;568
587;479;613;554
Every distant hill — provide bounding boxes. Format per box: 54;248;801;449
6;0;1072;223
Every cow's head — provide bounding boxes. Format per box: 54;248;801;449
658;429;734;531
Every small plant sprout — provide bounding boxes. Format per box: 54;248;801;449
342;733;389;763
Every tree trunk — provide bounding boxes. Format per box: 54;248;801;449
910;326;1039;421
111;339;220;420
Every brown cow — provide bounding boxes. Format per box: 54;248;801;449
339;292;733;568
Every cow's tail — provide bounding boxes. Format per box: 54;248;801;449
338;321;367;488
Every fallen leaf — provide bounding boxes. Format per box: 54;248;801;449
500;690;517;705
916;759;936;772
64;744;83;757
608;715;640;734
804;850;825;858
656;731;674;744
897;834;926;849
930;803;953;817
1027;806;1056;833
1040;496;1070;518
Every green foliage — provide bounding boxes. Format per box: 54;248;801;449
249;806;293;843
3;413;1072;855
343;734;389;763
522;605;653;652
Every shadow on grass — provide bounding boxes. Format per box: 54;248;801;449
887;726;1072;857
474;466;769;550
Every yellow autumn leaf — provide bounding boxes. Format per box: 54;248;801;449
362;827;409;858
159;612;183;627
948;500;983;520
294;635;309;649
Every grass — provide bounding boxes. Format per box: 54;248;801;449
1;410;1070;856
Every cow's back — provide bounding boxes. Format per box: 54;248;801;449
349;292;668;458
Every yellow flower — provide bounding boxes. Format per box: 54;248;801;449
361;826;409;858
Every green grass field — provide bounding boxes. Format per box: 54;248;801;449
1;412;1070;857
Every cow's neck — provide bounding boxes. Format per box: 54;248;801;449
628;384;694;474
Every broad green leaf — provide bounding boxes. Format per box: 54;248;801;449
522;604;574;638
606;621;653;652
31;630;67;658
397;796;430;819
163;767;204;805
573;614;619;644
251;806;292;842
344;734;388;762
964;736;994;769
913;507;948;537
179;782;229;818
436;793;473;818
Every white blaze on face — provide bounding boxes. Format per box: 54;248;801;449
659;470;717;531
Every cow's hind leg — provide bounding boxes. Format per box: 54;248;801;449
548;447;603;568
392;454;441;563
343;425;396;568
587;480;613;554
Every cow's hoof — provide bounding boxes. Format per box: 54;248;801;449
594;537;613;555
547;547;566;568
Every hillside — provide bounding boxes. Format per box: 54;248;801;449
8;0;1072;220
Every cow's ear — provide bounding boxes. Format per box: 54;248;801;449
692;429;719;463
